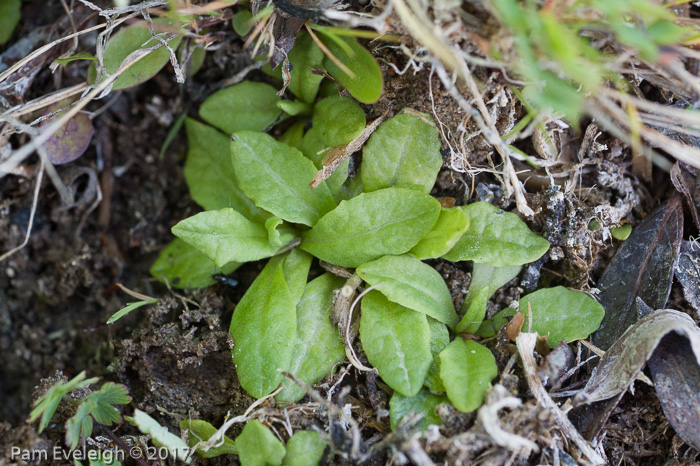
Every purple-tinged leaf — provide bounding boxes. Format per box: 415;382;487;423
575;308;700;405
41;102;94;165
574;307;700;449
591;197;683;351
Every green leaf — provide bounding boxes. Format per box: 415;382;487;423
456;287;490;334
301;188;441;267
318;34;383;104
389;388;444;431
277;274;346;403
150;238;239;289
65;400;95;449
456;263;521;333
89;21;183;90
356;255;458;329
236;420;286;466
265;216;297;249
287;30;326;103
86;383;131;425
107;300;158;324
300;126;329;166
279;121;306;150
313;96;366;147
409;207;469;259
464;263;521;310
159;112;186;158
53;51;98;67
611;224;632;241
200;81;282;134
172;208;285;267
180;419;238;457
233;9;254;36
29;372;99;432
300;126;349;197
230;257;297;398
0;0;21;45
184;119;268;221
424;318;449;393
231;131;337;226
439;338;498;413
517;286;604;348
133;409;191;463
443;202;550;266
283;431;326;466
279;248;312;304
360;113;442;193
277;100;312;117
360;291;432;396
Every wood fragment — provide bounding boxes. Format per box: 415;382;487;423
310;112;388;189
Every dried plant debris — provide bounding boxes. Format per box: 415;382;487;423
575;306;700;451
671;163;700;231
592;196;684;351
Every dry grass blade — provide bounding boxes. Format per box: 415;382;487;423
0;159;44;263
517;332;606;465
0;39;174;179
1;83;89;123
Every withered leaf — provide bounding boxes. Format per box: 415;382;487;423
591;197;683;351
575;308;700;405
41;101;94;165
675;241;700;316
574;307;700;449
647;334;700;451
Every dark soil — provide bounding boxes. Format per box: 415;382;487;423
1;1;699;466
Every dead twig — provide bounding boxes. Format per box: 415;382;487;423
516;332;606;465
310;112;388;188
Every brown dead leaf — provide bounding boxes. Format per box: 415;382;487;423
504;311;524;342
575;307;700;406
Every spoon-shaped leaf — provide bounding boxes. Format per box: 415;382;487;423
230;256;297;398
231;131;337;227
361;113;443;193
360;291;432;397
301;188;441;267
41;101;94;165
150;238;239;289
89;21;182;90
356;255;458;328
172;208;288;267
443;202;549;266
183;119;268;222
277;274;345;403
439;337;498;413
318;33;383;104
409;207;469;260
236;420;286;466
200;81;282;134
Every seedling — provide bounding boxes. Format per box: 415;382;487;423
149;33;605;444
29;372;131;450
